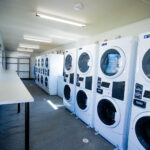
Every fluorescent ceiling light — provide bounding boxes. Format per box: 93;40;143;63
24;35;52;43
17;48;33;53
19;43;40;49
36;12;86;27
50;35;78;41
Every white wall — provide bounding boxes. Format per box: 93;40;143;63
5;51;40;78
43;17;150;54
0;31;5;70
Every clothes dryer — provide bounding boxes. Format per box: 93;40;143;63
128;32;150;150
75;44;98;127
94;37;138;150
63;48;77;113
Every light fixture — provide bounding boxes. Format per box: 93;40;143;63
36;12;86;27
24;35;52;43
17;48;33;53
74;2;84;11
19;43;40;49
50;34;78;41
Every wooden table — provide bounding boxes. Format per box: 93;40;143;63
0;70;34;150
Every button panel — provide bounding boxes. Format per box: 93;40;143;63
134;83;143;100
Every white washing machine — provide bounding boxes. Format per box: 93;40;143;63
43;54;64;95
36;56;41;86
38;56;42;87
40;55;45;89
128;33;150;150
75;44;98;127
63;48;77;113
35;56;38;85
94;37;138;150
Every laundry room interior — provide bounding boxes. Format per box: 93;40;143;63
0;0;150;150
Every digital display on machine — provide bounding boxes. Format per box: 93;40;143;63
143;90;150;99
101;82;110;88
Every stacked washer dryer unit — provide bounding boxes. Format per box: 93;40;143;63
63;48;77;113
38;56;42;87
40;55;45;89
94;37;138;150
37;56;41;86
44;54;50;93
128;33;150;150
44;54;64;95
75;44;98;127
35;56;38;85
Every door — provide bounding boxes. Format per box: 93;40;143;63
100;47;125;78
64;84;71;101
78;52;91;74
134;115;150;149
97;98;120;127
142;49;150;80
76;90;88;110
65;54;72;71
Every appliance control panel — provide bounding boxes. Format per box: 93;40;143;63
96;77;111;95
134;83;143;99
76;74;92;90
133;83;148;108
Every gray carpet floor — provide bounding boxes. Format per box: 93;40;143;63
0;80;114;150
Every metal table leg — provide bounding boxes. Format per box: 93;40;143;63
18;103;20;113
25;102;30;150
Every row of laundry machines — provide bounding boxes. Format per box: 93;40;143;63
35;54;63;95
63;32;150;150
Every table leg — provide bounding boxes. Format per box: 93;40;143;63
25;102;30;150
18;103;20;113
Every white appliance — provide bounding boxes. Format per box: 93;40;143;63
35;56;41;86
43;54;64;95
63;48;77;113
57;76;64;98
38;56;42;87
128;33;150;150
94;37;138;150
75;44;98;127
35;56;38;85
40;55;45;89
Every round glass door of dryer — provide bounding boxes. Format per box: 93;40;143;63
135;116;150;149
41;58;44;67
142;49;150;79
41;76;43;84
45;77;48;87
45;58;48;68
64;85;71;100
77;90;88;110
78;52;90;73
97;99;117;126
100;49;123;77
65;54;72;71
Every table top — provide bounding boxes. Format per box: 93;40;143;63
0;70;34;105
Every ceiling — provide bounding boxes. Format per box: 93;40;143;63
0;0;150;52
